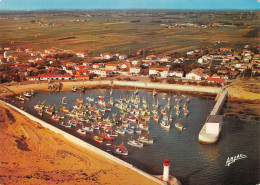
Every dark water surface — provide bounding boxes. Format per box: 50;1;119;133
8;89;259;185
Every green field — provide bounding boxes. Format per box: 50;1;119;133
0;10;259;55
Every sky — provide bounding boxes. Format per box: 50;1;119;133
0;0;259;10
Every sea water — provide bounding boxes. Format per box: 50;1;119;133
9;89;259;185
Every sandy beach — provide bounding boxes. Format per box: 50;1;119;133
0;101;159;185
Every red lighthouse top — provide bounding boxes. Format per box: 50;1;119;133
163;158;170;167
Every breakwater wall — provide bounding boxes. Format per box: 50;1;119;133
2;100;166;185
210;89;228;115
198;89;228;144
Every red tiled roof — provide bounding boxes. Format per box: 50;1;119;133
40;74;72;78
188;68;204;76
207;78;226;84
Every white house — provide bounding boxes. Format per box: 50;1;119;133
94;69;107;77
146;55;157;60
119;54;127;60
39;74;72;81
160;56;171;62
129;67;141;75
120;62;130;69
187;51;194;55
149;67;169;77
186;68;204;80
131;59;141;66
76;52;88;58
100;53;114;59
198;56;211;64
168;71;184;78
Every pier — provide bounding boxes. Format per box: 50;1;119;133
210;89;228;115
198;89;228;144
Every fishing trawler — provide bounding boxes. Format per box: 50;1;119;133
160;107;167;116
138;133;153;144
82;125;94;132
152;89;157;96
36;108;43;116
16;94;25;101
160;116;171;130
169;112;174;122
23;91;33;98
72;87;77;92
93;135;104;143
175;120;184;131
77;128;87;135
184;109;189;116
127;137;143;148
50;114;60;121
113;143;128;156
61;97;67;105
81;86;85;92
153;113;159;123
60;105;70;113
60;121;72;129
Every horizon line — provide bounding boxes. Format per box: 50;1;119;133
0;8;259;11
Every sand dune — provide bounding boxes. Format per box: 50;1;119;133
0;101;159;185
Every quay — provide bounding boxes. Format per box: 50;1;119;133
198;89;228;144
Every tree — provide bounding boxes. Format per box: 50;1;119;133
149;75;158;82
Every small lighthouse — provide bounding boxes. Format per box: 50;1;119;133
163;158;170;181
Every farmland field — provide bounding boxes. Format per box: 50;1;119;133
0;10;259;55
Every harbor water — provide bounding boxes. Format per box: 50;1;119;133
8;89;259;185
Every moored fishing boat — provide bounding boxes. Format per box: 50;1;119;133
184;109;189;116
77;128;86;135
81;86;85;92
61;97;67;105
36;109;43;116
23;91;32;98
152;89;157;96
123;128;134;134
82;125;94;132
134;128;142;134
60;106;70;113
174;103;180;110
138;121;149;131
138;133;153;144
115;128;125;135
127;137;143;148
34;101;45;110
76;98;84;104
175;120;184;131
50;114;60;121
60;121;72;129
72;87;77;92
101;133;115;140
153;113;159;123
93;135;104;143
16;94;25;101
160;107;167;116
160;116;170;130
113;143;128;156
169;112;174;122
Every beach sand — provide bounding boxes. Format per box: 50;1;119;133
0;101;159;185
